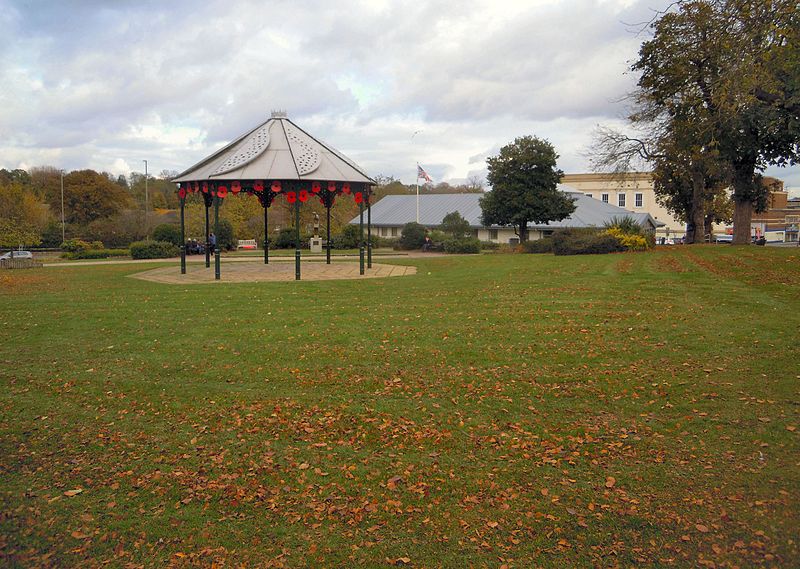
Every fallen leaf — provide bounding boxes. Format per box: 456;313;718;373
605;476;616;489
696;524;709;533
71;531;90;539
64;489;83;497
486;521;499;529
298;463;310;470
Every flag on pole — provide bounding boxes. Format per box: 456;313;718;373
417;164;432;183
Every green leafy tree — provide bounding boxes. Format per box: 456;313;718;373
632;0;799;244
60;170;132;225
440;211;471;239
480;136;574;242
398;222;427;250
0;182;50;247
152;223;182;246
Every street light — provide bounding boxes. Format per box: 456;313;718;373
143;159;149;238
60;169;65;242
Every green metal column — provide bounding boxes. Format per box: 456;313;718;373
359;201;364;275
367;193;372;269
264;204;269;265
294;199;301;281
204;202;210;268
180;196;186;274
214;195;220;280
326;204;331;265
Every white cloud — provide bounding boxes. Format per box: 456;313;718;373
0;0;797;189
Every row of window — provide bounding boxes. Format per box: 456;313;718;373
594;192;644;208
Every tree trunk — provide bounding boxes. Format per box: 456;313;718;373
518;223;529;243
732;199;753;244
731;164;756;245
685;167;706;244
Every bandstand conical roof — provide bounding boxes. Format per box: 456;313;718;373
174;112;374;185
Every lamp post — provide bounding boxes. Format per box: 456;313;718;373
60;169;65;242
143;159;149;237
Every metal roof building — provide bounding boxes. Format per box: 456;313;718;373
352;186;660;239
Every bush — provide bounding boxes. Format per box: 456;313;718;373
62;249;129;260
521;237;554;254
443;237;481;254
602;227;649;251
129;240;179;259
152;224;183;246
61;238;93;253
480;240;500;251
332;224;362;249
398;222;427;250
217;219;235;251
552;228;624;256
40;221;64;248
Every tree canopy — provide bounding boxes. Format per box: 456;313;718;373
480;136;574;242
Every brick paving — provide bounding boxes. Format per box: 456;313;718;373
130;260;416;284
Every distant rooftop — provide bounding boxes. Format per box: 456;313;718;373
353;186;661;229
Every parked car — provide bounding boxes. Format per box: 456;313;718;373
0;250;33;260
237;239;257;250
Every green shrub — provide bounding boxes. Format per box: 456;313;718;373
398;222;427;250
129;240;179;259
217;219;235;251
332;224;362;249
443;237;481;254
552;228;624;256
61;249;129;260
152;224;183;246
61;238;92;253
521;237;554;254
480;240;500;251
273;228;302;249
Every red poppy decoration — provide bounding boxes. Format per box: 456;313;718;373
354;191;363;204
217;186;228;199
319;197;325;206
271;181;281;193
311;181;321;193
299;189;309;202
342;183;351;194
231;181;241;194
253;181;264;192
193;182;199;192
286;191;297;203
202;182;209;193
178;188;187;199
328;181;336;193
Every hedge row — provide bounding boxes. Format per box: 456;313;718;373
129;240;179;259
62;249;129;260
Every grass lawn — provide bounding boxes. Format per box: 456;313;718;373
1;246;798;567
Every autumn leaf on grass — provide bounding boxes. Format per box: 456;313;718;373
386;557;411;566
696;524;709;533
64;489;83;497
387;476;404;490
70;531;90;539
605;477;616;489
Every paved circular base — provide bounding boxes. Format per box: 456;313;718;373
130;260;416;284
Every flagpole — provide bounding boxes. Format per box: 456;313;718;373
416;162;420;223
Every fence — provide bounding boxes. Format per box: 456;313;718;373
0;258;44;270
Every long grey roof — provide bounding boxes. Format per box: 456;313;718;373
174;113;374;184
352;186;662;229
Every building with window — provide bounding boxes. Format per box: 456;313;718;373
354;186;659;244
751;190;800;243
562;172;684;239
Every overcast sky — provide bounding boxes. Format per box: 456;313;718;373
1;0;797;192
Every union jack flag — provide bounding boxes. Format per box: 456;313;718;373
417;164;432;183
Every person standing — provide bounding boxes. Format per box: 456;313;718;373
209;232;217;252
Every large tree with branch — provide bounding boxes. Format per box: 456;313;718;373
480;136;575;243
592;0;799;244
